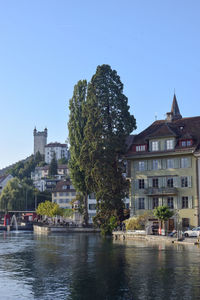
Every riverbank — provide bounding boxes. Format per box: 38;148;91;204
112;230;200;245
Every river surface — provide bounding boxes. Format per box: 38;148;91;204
0;232;200;300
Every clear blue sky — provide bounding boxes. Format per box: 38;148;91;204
0;0;200;169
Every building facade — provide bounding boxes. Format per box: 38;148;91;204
126;95;200;229
33;127;47;155
45;143;69;164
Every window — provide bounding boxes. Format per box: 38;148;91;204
166;139;174;150
89;204;96;210
167;197;174;209
181;157;189;168
187;140;192;146
138;198;145;209
152;141;159;151
139;179;145;189
153;197;159;208
181;140;192;147
152;178;159;188
59;192;63;196
152;160;158;170
182;218;189;228
167;178;173;188
182;197;188;208
181;177;188;187
136;145;146;152
138;161;145;171
167;159;174;169
181;141;186;147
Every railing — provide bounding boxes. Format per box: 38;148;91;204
144;187;178;196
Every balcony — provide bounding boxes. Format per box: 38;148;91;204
144;187;178;196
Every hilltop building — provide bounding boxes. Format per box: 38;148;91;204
45;142;69;164
33;127;47;156
126;95;200;230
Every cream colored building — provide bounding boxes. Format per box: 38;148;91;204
126;95;200;230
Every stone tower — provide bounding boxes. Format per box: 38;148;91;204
33;127;47;155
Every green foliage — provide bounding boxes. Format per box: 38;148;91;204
68;80;89;224
124;212;153;230
80;64;136;234
154;206;174;222
62;208;74;218
57;157;68;165
9;153;44;181
36;201;63;217
49;152;58;176
0;178;36;211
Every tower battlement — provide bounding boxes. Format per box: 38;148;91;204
33;127;47;155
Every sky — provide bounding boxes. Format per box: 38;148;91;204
0;0;200;169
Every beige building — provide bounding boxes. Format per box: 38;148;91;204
126;95;200;230
52;180;77;209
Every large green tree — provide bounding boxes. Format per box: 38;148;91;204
0;178;35;211
68;80;89;225
80;64;136;234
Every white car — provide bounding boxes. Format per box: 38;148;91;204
184;227;200;237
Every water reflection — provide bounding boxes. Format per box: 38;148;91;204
0;232;200;299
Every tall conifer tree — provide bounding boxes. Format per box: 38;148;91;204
80;65;136;234
68;80;89;225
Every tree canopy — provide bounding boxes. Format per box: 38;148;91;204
154;206;174;222
79;64;136;234
36;201;63;217
49;152;58;176
68;80;89;224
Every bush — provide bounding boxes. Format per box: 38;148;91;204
124;212;153;230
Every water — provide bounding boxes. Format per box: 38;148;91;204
0;232;200;300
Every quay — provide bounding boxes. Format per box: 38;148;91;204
112;230;200;246
33;223;101;234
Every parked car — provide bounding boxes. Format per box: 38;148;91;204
184;227;200;237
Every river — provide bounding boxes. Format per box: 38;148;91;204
0;231;200;299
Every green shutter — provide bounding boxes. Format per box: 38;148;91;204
148;178;152;187
188;196;193;208
149;198;153;210
148;160;152;171
162;159;167;169
188;157;192;168
174;158;180;169
158;159;162;169
188;176;192;187
144;161;148;171
145;197;148;210
174;196;178;209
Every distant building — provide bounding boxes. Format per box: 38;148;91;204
52;180;77;209
126;95;200;230
31;164;69;192
0;174;13;195
45;142;69;164
33;127;47;156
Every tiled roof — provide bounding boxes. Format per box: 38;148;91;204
45;143;67;148
53;180;75;192
127;116;200;154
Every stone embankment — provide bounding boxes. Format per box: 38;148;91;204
33;224;100;234
112;230;200;245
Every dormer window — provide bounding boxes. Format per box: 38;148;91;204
152;141;159;151
180;139;193;147
166;139;174;150
136;145;146;152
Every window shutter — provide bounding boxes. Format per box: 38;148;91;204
145;197;148;210
163;198;168;206
162;159;167;169
148;178;152;187
144;161;148;171
158;141;161;151
149;198;153;210
173;177;179;188
162;177;167;187
188;196;193;208
174;158;180;169
188;176;192;187
177;196;182;209
174;197;178;209
188;157;192;168
144;179;148;189
158;177;163;188
149;141;152;151
159;197;162;206
158;159;162;169
148;160;152;171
